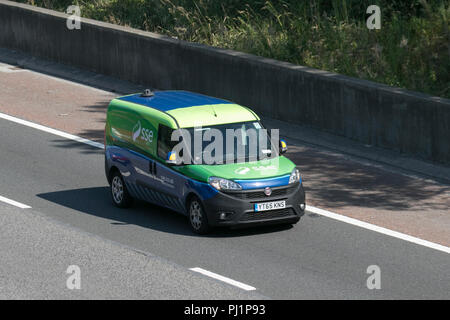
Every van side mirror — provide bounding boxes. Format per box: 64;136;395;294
279;139;288;154
166;151;178;165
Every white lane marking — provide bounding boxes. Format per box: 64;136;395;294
190;267;256;291
0;195;31;209
1;112;449;254
306;205;450;254
0;63;25;73
0;112;104;149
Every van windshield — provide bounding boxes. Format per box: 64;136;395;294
172;121;278;165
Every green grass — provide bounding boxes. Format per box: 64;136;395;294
20;0;450;98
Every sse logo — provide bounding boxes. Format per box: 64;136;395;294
132;121;153;144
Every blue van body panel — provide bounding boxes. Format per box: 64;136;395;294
186;179;218;200
118;91;232;112
105;146;218;215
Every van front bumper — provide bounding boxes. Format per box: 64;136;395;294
203;182;305;227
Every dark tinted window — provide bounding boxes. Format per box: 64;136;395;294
186;121;274;164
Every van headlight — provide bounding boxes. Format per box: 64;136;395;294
289;168;301;184
208;177;242;191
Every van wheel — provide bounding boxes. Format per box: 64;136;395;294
188;196;210;235
110;170;132;208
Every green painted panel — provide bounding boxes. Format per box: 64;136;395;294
175;156;295;182
105;99;176;157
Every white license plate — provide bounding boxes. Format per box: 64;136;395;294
254;200;286;212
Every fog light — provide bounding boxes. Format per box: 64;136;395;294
219;212;233;220
299;203;306;211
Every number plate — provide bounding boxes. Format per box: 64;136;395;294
254;200;286;212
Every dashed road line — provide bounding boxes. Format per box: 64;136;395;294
0;112;104;149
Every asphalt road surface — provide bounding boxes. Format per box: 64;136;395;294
0;117;449;299
0;51;449;299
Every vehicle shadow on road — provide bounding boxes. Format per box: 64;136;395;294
37;187;295;238
49;139;104;154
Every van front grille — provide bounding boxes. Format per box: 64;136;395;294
224;185;295;200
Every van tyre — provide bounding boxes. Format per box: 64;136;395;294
188;196;210;234
110;170;133;208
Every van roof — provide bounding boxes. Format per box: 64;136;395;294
117;90;259;128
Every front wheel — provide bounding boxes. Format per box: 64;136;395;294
110;170;133;208
188;196;210;235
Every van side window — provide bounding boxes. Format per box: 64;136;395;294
157;124;174;160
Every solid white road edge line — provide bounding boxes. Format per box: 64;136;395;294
1;111;449;255
0;195;31;209
306;205;450;254
190;267;256;291
0;112;104;150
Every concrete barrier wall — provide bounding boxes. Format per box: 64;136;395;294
1;0;449;164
